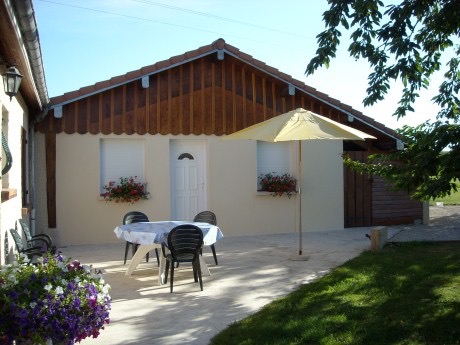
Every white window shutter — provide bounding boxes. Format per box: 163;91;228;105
100;139;145;193
257;141;291;176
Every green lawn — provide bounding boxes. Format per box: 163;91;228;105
431;180;460;205
210;242;460;345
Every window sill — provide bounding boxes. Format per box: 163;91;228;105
255;191;273;196
255;191;298;197
1;188;17;202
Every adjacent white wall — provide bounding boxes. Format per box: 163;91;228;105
34;133;345;246
0;90;29;264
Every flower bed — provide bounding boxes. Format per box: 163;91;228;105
0;253;111;344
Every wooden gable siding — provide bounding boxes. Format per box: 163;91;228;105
36;54;380;141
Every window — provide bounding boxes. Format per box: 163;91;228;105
257;141;293;187
100;138;145;194
177;153;194;160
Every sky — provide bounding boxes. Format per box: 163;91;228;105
33;0;446;130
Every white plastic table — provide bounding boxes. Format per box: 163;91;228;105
114;221;223;284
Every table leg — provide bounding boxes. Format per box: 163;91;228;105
125;244;159;276
199;255;210;276
158;254;166;285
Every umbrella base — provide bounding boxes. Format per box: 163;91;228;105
288;254;310;261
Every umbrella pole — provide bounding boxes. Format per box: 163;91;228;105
298;140;302;255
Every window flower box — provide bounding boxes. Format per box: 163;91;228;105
102;176;149;204
258;172;297;198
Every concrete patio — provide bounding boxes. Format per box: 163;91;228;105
60;206;460;345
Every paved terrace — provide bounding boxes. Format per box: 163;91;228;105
61;206;460;345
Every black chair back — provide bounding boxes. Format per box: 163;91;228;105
167;224;203;262
193;211;219;265
9;229;44;260
193;211;217;225
17;219;55;252
122;211;157;265
123;211;149;224
10;228;26;252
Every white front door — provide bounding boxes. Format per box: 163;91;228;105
170;140;207;221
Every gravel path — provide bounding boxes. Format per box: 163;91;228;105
388;205;460;242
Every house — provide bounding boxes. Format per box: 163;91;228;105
0;0;49;263
34;38;423;246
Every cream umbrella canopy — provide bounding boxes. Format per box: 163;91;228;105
225;108;376;255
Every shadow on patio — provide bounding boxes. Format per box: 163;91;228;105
61;228;373;345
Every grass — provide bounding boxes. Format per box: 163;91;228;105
210;242;460;345
431;180;460;205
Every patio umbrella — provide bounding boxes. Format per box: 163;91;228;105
225;108;376;255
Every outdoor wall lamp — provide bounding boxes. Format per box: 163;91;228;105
2;64;23;101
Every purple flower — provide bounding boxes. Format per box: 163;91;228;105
0;253;111;344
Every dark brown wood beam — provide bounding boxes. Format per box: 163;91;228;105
45;132;56;228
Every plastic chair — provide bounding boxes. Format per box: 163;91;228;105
162;224;204;293
17;219;56;254
193;211;218;265
122;211;159;266
9;228;45;261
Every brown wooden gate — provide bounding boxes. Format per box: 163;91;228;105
344;151;373;227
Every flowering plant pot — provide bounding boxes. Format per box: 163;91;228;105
258;172;297;198
102;176;149;204
0;253;111;345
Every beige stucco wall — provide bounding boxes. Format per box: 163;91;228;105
0;90;29;264
33;133;344;246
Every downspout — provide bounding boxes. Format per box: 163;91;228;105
28;123;36;235
28;105;49;236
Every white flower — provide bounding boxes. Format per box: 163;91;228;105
30;302;37;308
55;286;64;295
0;264;11;273
102;284;110;294
58;261;69;272
7;274;18;285
19;253;30;263
44;283;53;291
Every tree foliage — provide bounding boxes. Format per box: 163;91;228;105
306;0;460;200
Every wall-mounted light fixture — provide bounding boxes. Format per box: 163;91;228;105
2;64;23;101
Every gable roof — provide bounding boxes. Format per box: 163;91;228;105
47;38;398;142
